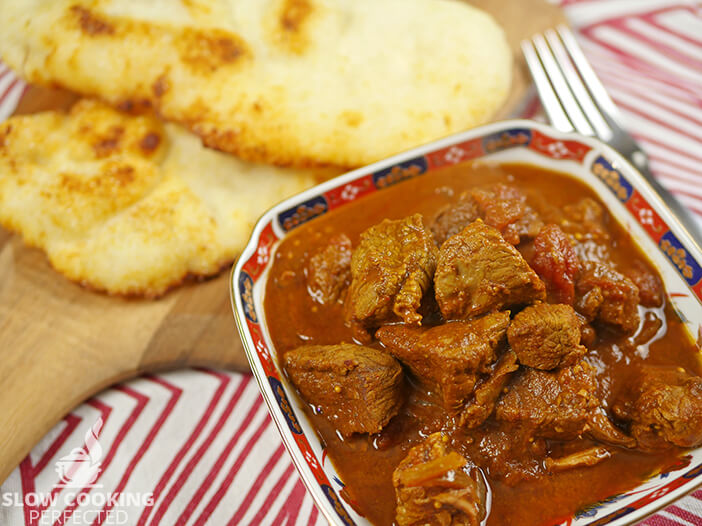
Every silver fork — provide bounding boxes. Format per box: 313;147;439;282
522;25;702;246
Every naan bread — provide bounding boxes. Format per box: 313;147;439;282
0;0;512;168
0;99;334;296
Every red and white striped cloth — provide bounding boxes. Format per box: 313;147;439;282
1;1;701;525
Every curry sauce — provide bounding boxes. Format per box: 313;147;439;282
264;162;701;526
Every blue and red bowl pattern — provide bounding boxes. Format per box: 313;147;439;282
238;127;702;526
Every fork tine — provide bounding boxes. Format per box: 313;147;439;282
556;26;626;130
520;39;574;133
544;29;613;141
532;33;595;136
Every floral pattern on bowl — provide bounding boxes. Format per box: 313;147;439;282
230;119;702;526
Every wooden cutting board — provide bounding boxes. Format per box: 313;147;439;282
0;0;567;484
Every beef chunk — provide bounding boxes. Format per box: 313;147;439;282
561;198;612;264
531;224;580;305
471;184;543;245
626;260;663;308
507;304;587;370
376;312;510;411
435;220;545;320
496;361;634;446
470;425;547;485
577;313;597;347
306;234;352;304
509;207;544;244
430;184;542;247
576;286;604;321
345;214;438;337
431;195;479;247
576;263;640;333
460;350;519;429
562;197;609;241
393;433;487;526
613;367;702;449
496;361;597;440
283;344;404;436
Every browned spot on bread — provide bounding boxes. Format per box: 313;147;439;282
70;5;115;36
139;132;161;154
152;74;170;98
340;111;363;128
281;0;313;32
178;29;250;73
58;163;135;198
272;0;314;54
190;119;344;168
92;126;125;158
103;163;136;186
197;127;241;154
0;124;11;150
117;99;152;114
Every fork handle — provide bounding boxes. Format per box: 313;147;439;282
631;150;702;247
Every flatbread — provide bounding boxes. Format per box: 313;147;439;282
0;99;334;296
0;0;512;168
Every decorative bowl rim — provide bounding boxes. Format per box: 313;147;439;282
230;118;702;526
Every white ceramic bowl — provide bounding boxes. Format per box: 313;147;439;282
230;119;702;526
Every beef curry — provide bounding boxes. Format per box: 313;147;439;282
264;162;702;526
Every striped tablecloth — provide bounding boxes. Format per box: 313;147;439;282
1;0;701;524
